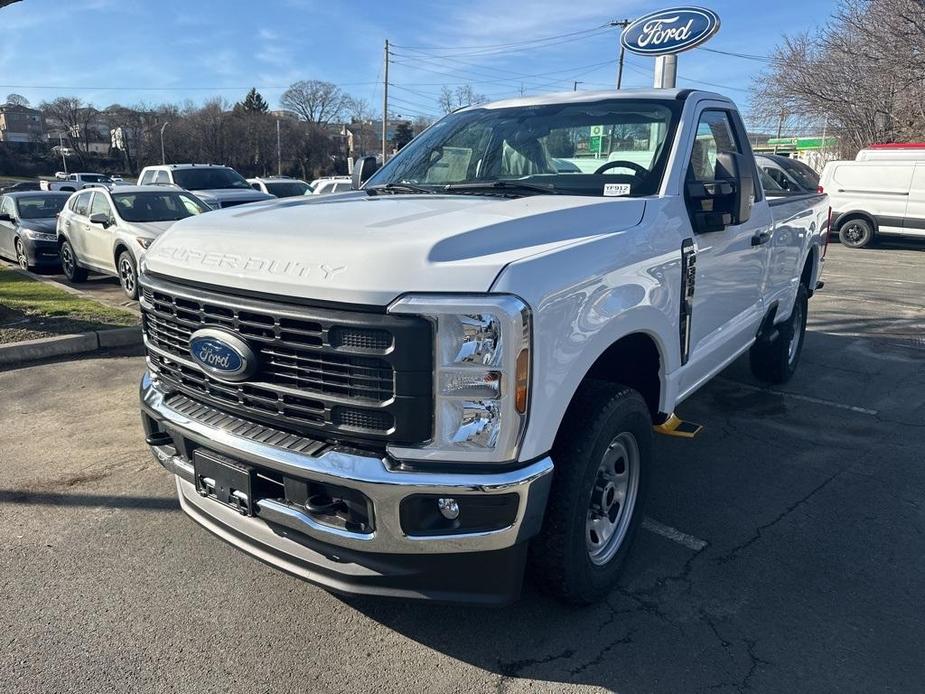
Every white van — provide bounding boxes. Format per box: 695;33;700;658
819;160;925;247
855;145;925;162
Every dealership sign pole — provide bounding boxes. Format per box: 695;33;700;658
620;7;721;89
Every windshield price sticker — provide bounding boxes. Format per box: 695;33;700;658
604;184;632;197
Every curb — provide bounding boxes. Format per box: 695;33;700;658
0;326;142;366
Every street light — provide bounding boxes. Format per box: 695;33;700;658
159;121;170;164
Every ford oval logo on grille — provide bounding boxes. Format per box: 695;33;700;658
188;328;257;382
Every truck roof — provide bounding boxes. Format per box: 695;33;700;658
141;163;232;170
465;88;726;111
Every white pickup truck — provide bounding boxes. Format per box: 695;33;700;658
40;172;116;192
139;89;828;605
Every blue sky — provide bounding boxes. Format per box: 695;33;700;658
1;0;836;127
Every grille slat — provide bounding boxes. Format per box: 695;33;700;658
142;278;433;444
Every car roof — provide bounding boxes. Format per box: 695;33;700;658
105;185;183;194
145;163;233;170
461;88;721;112
5;190;71;199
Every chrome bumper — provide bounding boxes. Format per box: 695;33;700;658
141;371;553;556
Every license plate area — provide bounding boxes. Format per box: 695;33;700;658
193;449;255;515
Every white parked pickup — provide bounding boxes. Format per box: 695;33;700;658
138;89;829;605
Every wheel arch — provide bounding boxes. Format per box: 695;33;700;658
113;240;133;267
833;210;877;233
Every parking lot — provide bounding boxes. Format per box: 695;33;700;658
2;241;923;693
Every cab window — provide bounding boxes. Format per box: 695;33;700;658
687;110;741;183
140;170;156;185
154;171;171;185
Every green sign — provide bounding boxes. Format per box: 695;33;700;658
766;136;837;150
589;135;603;153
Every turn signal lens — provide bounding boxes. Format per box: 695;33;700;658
515;348;529;414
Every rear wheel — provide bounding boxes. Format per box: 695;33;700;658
749;284;809;384
529;381;651;604
117;251;138;300
14;238;30;271
60;240;87;282
839;218;874;248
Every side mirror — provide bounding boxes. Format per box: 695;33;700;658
89;212;111;227
686;152;754;233
352;156;380;189
0;212;12;222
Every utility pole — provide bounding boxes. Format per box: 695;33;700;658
382;39;389;165
276;118;282;176
774;111;785;154
58;134;67;174
573;81;583;91
159;121;170;164
610;20;631;89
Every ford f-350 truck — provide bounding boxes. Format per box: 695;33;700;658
139;89;828;605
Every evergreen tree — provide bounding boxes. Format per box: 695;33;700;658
237;88;269;113
391;121;414;151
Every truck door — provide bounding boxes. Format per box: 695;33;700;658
680;108;772;392
904;164;925;236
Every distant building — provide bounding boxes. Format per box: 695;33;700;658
0;103;45;143
269;109;300;121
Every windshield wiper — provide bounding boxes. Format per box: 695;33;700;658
441;180;558;196
365;182;435;195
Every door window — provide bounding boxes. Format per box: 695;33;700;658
687;110;741;184
0;196;15;220
154;170;171;185
89;193;113;222
140;170;156;185
72;191;93;216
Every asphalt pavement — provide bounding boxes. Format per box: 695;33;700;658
2;241;924;693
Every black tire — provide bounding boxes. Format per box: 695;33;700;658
60;240;87;282
749;284;809;384
14;237;31;271
529;381;652;604
838;218;874;248
117;250;138;300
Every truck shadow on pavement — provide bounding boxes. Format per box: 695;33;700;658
341;325;925;693
0;489;178;511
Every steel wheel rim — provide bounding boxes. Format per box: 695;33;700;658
119;258;135;294
587;432;640;566
844;223;865;245
788;300;803;364
15;239;27;270
62;244;74;276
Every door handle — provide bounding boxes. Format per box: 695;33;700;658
751;230;771;246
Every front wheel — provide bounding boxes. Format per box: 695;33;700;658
529;381;651;604
839;218;874;248
749;284;809;384
117;251;138;300
15;237;31;271
60;240;88;282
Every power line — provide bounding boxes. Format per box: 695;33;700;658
391;25;612;54
700;47;770;62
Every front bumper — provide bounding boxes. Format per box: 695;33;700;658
140;372;553;603
22;238;60;266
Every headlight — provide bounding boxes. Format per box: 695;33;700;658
134;236;154;249
387;294;531;464
23;229;57;242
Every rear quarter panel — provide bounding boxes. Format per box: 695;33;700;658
767;193;829;320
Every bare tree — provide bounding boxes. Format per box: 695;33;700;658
5;93;29;107
40;97;100;163
437;84;486;114
280;80;346;125
752;0;925;156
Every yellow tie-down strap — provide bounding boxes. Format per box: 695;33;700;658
653;413;703;438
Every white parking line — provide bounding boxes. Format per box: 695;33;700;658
717;378;879;416
642;517;708;551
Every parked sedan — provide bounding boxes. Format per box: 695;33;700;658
755;154;820;194
248;176;311;197
0;180;42;194
0;192;71;270
57;185;210;298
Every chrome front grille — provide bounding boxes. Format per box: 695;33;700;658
140;274;433;445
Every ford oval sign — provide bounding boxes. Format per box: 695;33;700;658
188;328;257;382
621;7;720;56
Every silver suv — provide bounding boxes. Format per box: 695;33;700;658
57;185;210;298
137;164;275;209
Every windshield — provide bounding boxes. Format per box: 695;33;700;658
112;191;210;222
264;180;310;197
172;167;250;191
366;99;681;197
778;158;819;190
16;195;68;219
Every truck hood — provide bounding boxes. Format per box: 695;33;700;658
191;188;275;205
144;193;646;306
